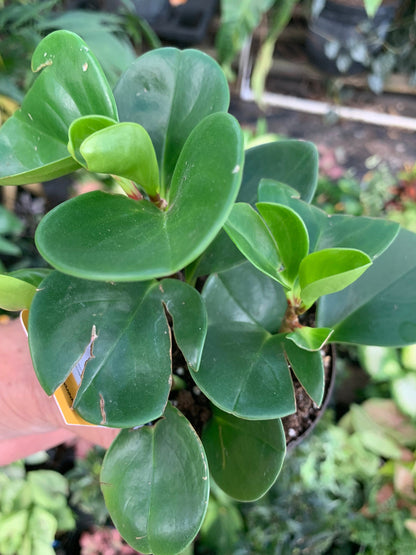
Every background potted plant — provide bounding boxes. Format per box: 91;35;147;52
0;30;416;555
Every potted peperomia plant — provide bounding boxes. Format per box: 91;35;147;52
1;30;416;555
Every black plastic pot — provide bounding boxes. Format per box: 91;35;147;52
306;0;397;74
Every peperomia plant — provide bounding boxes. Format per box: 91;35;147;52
1;30;416;555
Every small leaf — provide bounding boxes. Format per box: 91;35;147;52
0;275;37;311
9;268;52;288
67;114;117;165
0;30;117;185
202;406;286;501
257;202;309;285
79;122;160;197
284;339;325;406
101;404;209;555
299;248;372;307
159;279;207;372
224;203;282;284
286;326;334;351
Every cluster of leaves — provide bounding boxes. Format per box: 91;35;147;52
0;461;75;555
1;29;416;555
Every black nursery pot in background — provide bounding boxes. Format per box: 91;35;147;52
306;0;398;74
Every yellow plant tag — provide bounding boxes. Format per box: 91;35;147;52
20;309;99;427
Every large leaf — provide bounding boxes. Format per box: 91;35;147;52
35;113;243;281
114;47;230;192
317;228;416;346
0;30;117;185
101;403;209;555
238;140;319;204
202;406;286;501
299;248;372;307
202;262;287;334
193;323;295;419
28;272;206;427
0;274;36;311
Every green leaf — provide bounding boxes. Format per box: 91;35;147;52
67;114;117;165
257;202;309;285
202;406;286;501
193;323;295;419
257;179;300;203
158;279;207;372
239;140;319;204
317;229;416;346
286;326;334;351
101;404;209;555
35;113;243;281
299;248;372;307
114;47;230;192
284;339;325;406
224;203;282;284
0;237;21;257
392;374;416;419
0;30;117;185
9;268;52;288
0;204;24;235
78;122;160;197
202;262;287;334
28;272;206;427
0;274;37;311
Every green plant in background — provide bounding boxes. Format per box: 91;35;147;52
0;205;24;272
0;461;75;555
1;30;416;554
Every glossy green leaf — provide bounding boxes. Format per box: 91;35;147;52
238;140;319;204
299;248;372;307
114;47;230;192
257;202;309;285
0;275;36;311
67;114;117;165
202;262;287;334
35;113;243;281
9;268;52;287
286;326;334;351
193;323;295;419
284;339;325;406
315;214;399;259
28;272;206;427
158;279;207;372
0;30;117;185
317;229;416;346
202;406;286;501
224;203;282;284
101;403;209;555
257;179;300;203
79;122;160;197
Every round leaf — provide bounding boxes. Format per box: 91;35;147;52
101;403;210;555
203;406;286;501
35;113;243;281
28;272;172;427
0;30;117;185
193;323;295;419
299;248;372;307
114;47;230;191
